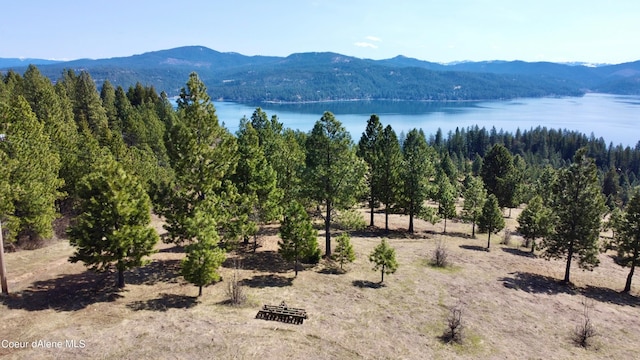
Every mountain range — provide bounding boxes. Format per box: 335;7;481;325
1;46;639;102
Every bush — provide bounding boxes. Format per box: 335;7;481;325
334;209;366;231
226;259;246;306
573;299;597;348
442;304;464;344
431;239;449;268
500;228;512;246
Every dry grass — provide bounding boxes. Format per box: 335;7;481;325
1;210;639;359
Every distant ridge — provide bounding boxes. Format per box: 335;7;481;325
2;46;639;101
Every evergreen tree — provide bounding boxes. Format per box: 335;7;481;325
542;149;606;284
462;175;487;238
478;194;505;249
333;232;356;271
369;239;398;283
278;201;320;276
0;96;63;244
435;170;457;234
378;125;403;232
68;154;158;288
471;153;483;176
517;195;553;253
304;112;366;257
160;72;238;245
278;129;306;203
232;118;282;249
20;65;79;200
70;71;112;146
181;235;226;297
400;129;435;233
357;114;383;227
616;192;640;292
481;143;515;210
602;167;621;210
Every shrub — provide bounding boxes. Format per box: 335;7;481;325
442;303;464;344
573;299;597;348
431;239;449;268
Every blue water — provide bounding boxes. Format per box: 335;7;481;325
210;93;640;147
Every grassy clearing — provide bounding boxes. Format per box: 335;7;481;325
1;210;639;359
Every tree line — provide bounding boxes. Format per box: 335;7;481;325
1;66;639;295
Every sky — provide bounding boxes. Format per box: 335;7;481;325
2;0;640;64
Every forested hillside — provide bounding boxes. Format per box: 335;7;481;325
2;46;640;101
2;66;640;293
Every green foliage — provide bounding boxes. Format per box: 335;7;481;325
462;176;487;238
401;129;435;233
0;96;63;244
481;144;515;209
542;149;607;283
160;72;238;245
278;201;320;276
333;233;356;271
334;209;367;231
181;235;226;297
358;114;384;227
435;170;457;234
517;195;553;253
304;112;366;257
478;194;505;249
369;238;398;283
615;192;640;292
378;125;403;232
68;154;158;288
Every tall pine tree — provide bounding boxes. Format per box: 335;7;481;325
401;129;434;233
304;112;366;257
378;125;403;232
357;114;383;227
542;149;606;284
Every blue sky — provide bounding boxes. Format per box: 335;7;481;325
2;0;639;64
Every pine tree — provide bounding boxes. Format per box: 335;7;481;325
181;235;226;297
304;112;366;257
369;239;398;283
615;192;640;293
278;201;320;276
232;118;282;249
478;194;505;250
462;176;487;238
435;170;457;234
68;154;158;288
481;143;515;210
517;195;553;253
160;72;238;245
0;96;63;244
401;129;435;233
542;149;606;284
357;115;383;227
333;233;356;271
378;125;403;232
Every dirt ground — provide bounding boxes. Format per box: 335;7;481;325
1;206;639;360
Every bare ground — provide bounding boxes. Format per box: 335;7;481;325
1;209;639;360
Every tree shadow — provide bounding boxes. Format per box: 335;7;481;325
158;244;185;254
501;247;535;258
350;227;412;239
223;251;292;273
459;244;487;252
426;230;471;239
126;259;182;285
127;293;198;311
499;272;577;295
352;280;385;289
0;270;122;311
241;274;293;288
581;284;639;307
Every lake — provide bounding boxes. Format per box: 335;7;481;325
210;93;640;147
